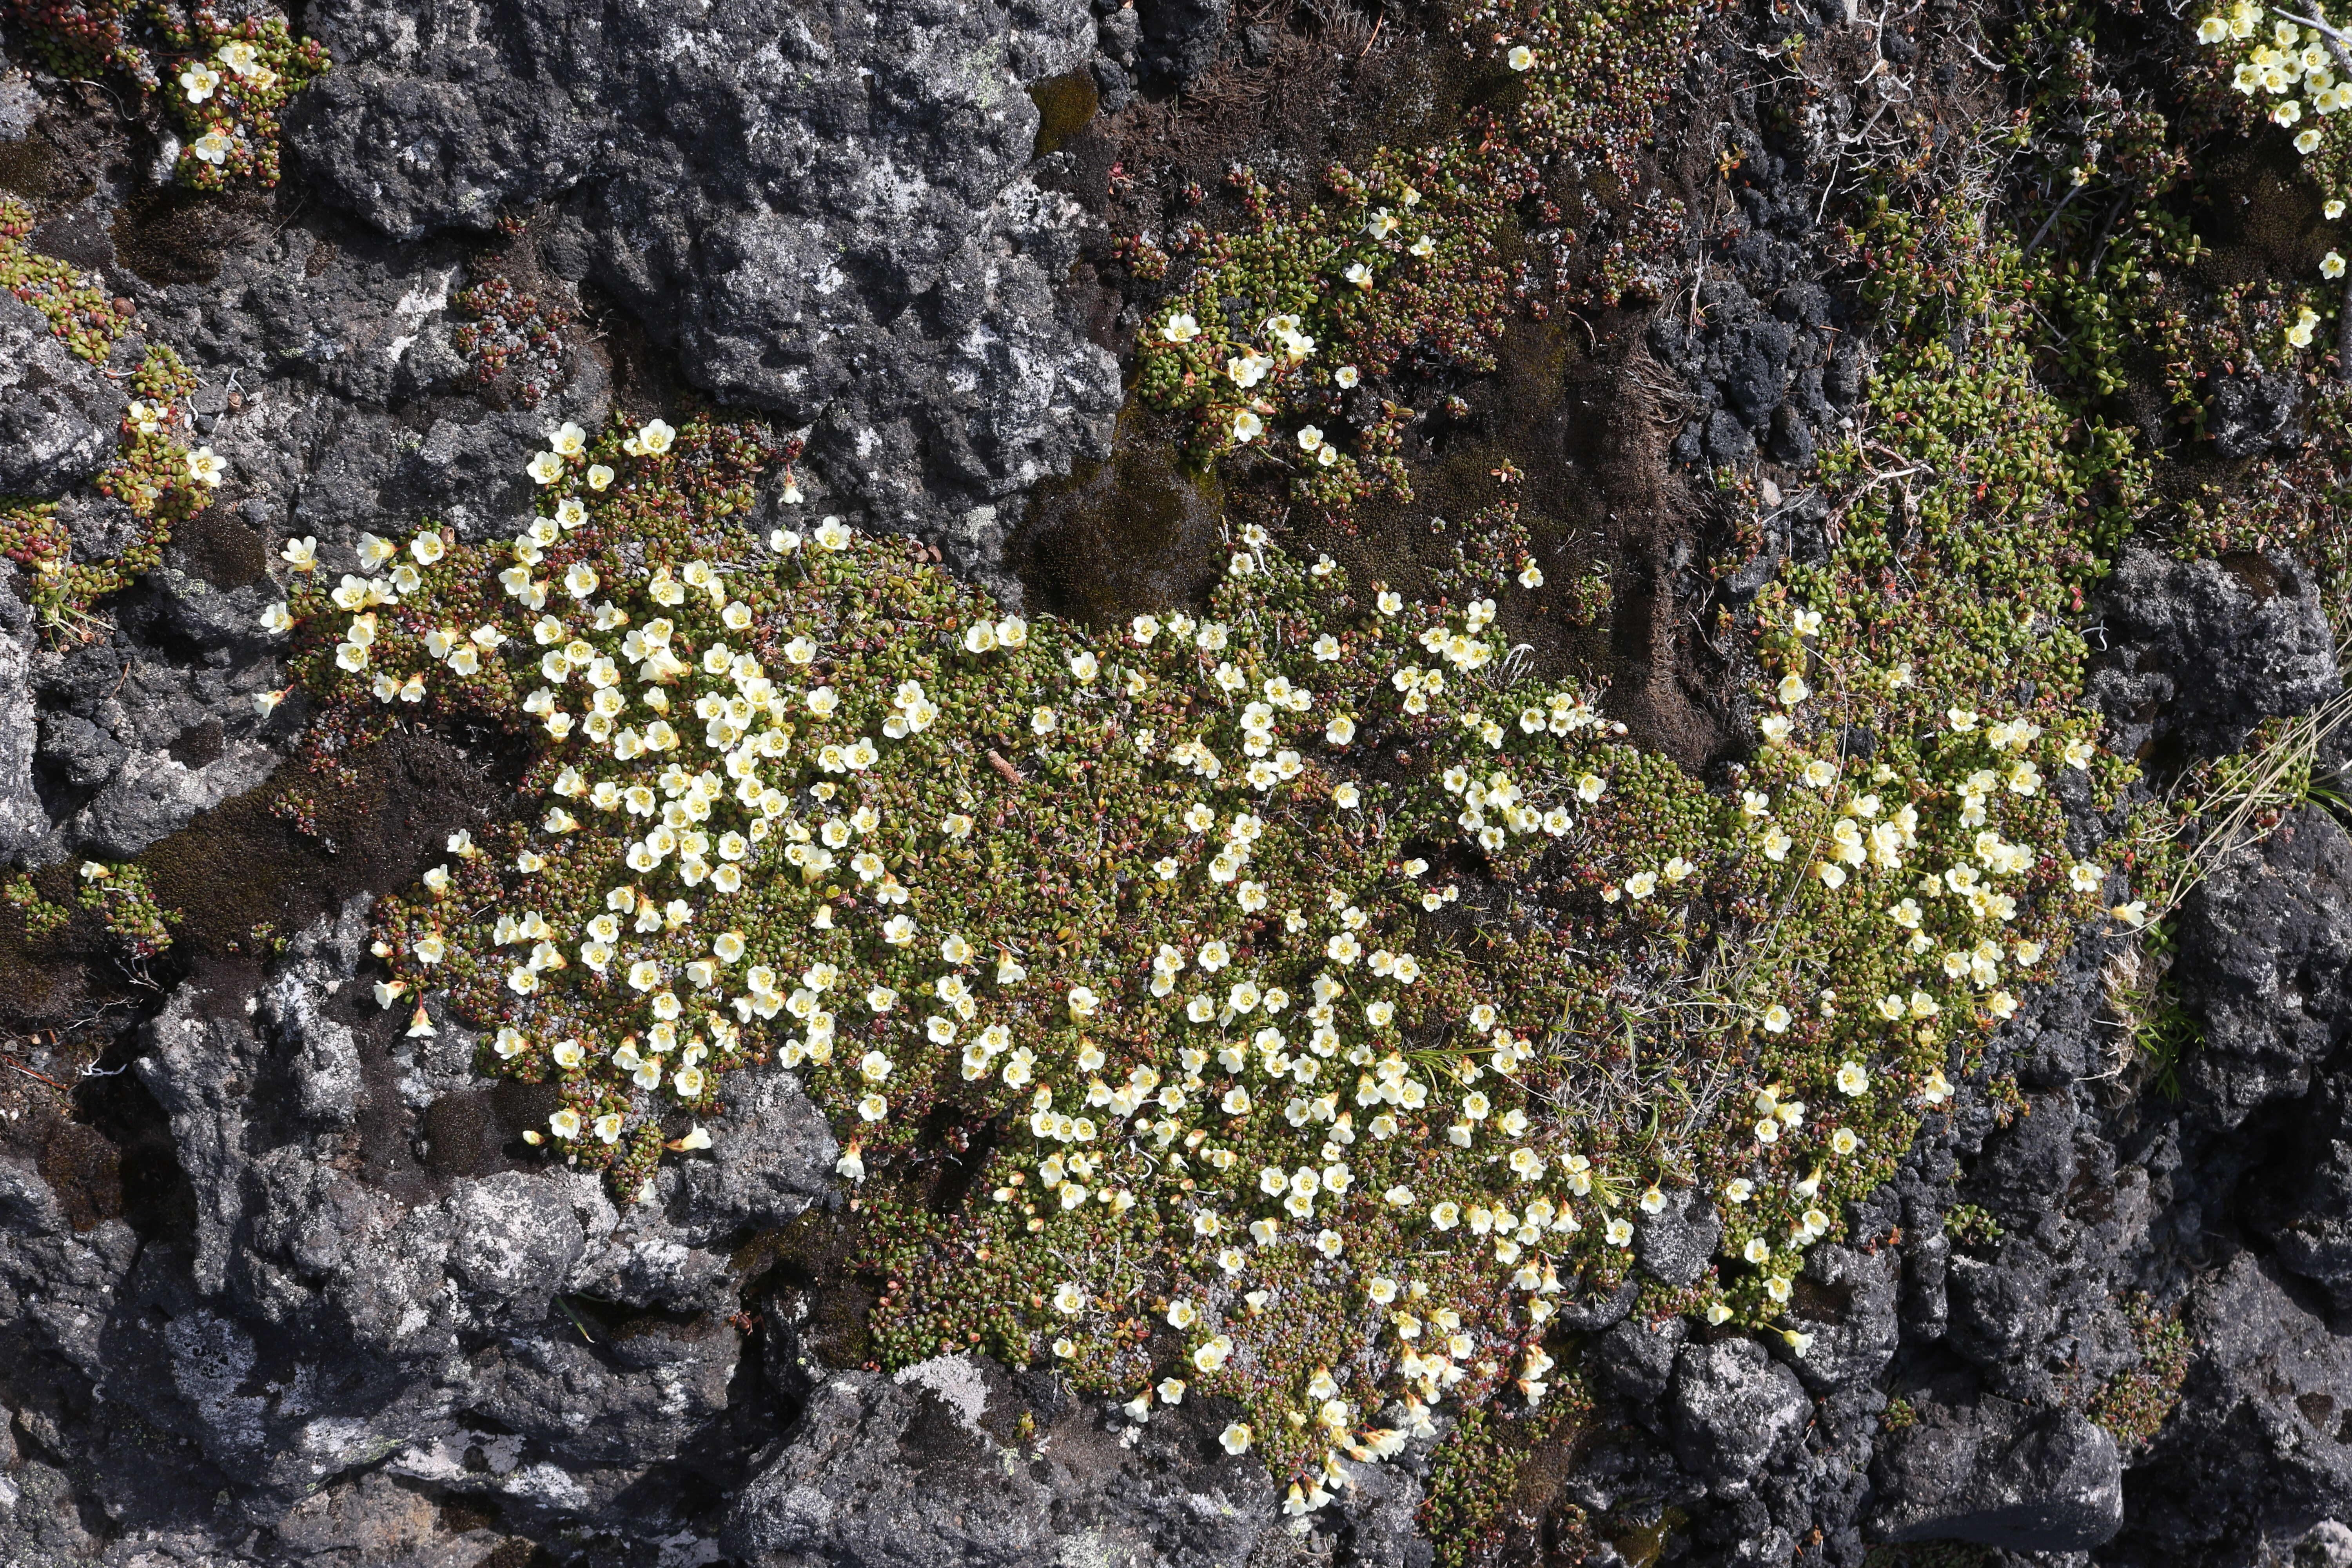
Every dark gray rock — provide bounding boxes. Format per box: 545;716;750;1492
723;1357;1285;1566
2174;806;2352;1131
70;902;758;1536
2206;372;2302;459
1869;1396;2123;1552
1137;0;1230;85
1551;1272;1642;1332
1946;1249;2058;1396
1592;1316;1687;1434
2301;1520;2352;1567
289;0;1118;572
1633;1189;1721;1287
1100;5;1143;63
1723;316;1793;423
0;49;37;140
0;292;121;497
2115;1252;2352;1567
1668;1337;1808;1500
2247;1078;2352;1313
675;1065;838;1243
0;575;42;859
1329;1454;1437;1568
1900;1229;1950;1340
1786;1243;1899;1397
472;1318;741;1467
2089;546;2339;763
1703;407;1757;464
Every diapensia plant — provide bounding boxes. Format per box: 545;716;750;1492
1450;0;1724;183
2188;0;2352;202
257;390;2144;1501
8;2;328;189
156;8;329;189
1133;152;1534;514
1131;0;1713;520
2;196;132;363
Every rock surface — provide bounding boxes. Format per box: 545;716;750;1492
723;1359;1285;1567
1869;1397;2124;1551
0;291;121;497
289;0;1121;570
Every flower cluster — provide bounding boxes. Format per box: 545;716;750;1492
156;8;331;189
2187;0;2352;200
1450;0;1724;188
2198;1;2345;153
1125;0;1717;520
9;3;329;191
71;858;176;959
270;342;2140;1495
1132;151;1532;518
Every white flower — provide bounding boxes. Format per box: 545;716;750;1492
186;447;227;486
180;63;221;101
1228;352;1275;388
1837;1061;1868;1095
635;418;676;456
1220;1423;1253;1454
1507;44;1535;70
1233;409;1264;443
1162;312;1201;343
526;450;564;485
192;128;234;165
1343;262;1373;290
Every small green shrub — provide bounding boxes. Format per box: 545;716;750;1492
2;196;133;362
3;873;70;937
0;343;216;645
73;859;176;957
